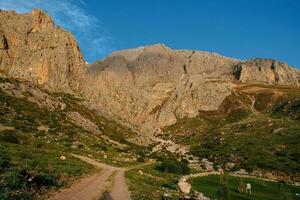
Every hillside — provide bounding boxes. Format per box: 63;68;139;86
0;8;300;200
164;84;300;181
1;9;299;137
0;76;146;199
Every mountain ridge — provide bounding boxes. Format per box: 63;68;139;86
0;9;299;136
1;8;300;199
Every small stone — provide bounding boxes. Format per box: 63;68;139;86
59;156;66;161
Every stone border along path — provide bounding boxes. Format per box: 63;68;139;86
50;154;154;200
181;171;300;186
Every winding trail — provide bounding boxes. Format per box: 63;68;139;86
50;154;133;200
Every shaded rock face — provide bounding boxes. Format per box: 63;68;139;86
0;9;85;92
1;9;299;135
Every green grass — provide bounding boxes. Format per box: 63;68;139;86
0;77;150;199
164;85;300;179
0;80;117;199
190;174;300;200
0;89;98;199
0;142;94;200
126;163;181;200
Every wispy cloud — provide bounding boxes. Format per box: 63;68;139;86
0;0;112;62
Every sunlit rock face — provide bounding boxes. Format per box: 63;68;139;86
0;9;85;92
233;58;299;86
1;9;299;135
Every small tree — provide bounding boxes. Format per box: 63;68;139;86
218;173;228;200
238;177;245;193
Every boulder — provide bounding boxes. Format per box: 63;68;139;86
178;181;191;194
224;162;235;171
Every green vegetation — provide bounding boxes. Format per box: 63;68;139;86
0;87;99;199
0;78;146;199
164;85;300;179
0;143;93;200
53;92;150;161
156;159;190;175
190;174;300;200
126;163;181;200
0;78;152;199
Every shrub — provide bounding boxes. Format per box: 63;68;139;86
36;142;42;148
6;191;35;200
137;157;145;163
91;143;107;151
0;154;11;170
156;159;190;175
161;180;177;190
33;172;59;188
0;131;19;144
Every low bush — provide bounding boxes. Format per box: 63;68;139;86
0;131;19;144
156;159;190;175
137;157;145;163
161;180;177;190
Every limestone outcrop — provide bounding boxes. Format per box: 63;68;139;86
233;59;299;86
83;44;240;134
0;9;85;92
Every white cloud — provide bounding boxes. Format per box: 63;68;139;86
0;0;112;62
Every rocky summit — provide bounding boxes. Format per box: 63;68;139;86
0;9;85;92
0;9;299;137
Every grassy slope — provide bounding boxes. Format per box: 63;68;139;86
2;77;300;200
190;174;300;200
0;78;146;199
164;84;300;180
126;164;181;200
0;87;95;199
125;84;300;200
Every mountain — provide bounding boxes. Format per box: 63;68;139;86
1;9;299;138
1;8;300;200
86;45;299;136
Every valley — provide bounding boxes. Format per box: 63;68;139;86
0;8;300;200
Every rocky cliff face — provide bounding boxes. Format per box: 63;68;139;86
233;59;299;86
84;44;242;134
1;9;299;135
0;9;85;92
86;46;299;134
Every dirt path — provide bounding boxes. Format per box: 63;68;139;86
50;154;131;200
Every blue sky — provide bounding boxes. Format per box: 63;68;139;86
0;0;299;68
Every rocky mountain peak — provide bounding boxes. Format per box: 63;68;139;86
30;8;55;32
0;9;85;92
0;9;299;135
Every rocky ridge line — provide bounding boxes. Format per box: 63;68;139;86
0;9;299;137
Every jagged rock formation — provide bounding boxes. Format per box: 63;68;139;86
0;9;85;92
233;59;299;86
0;9;299;135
